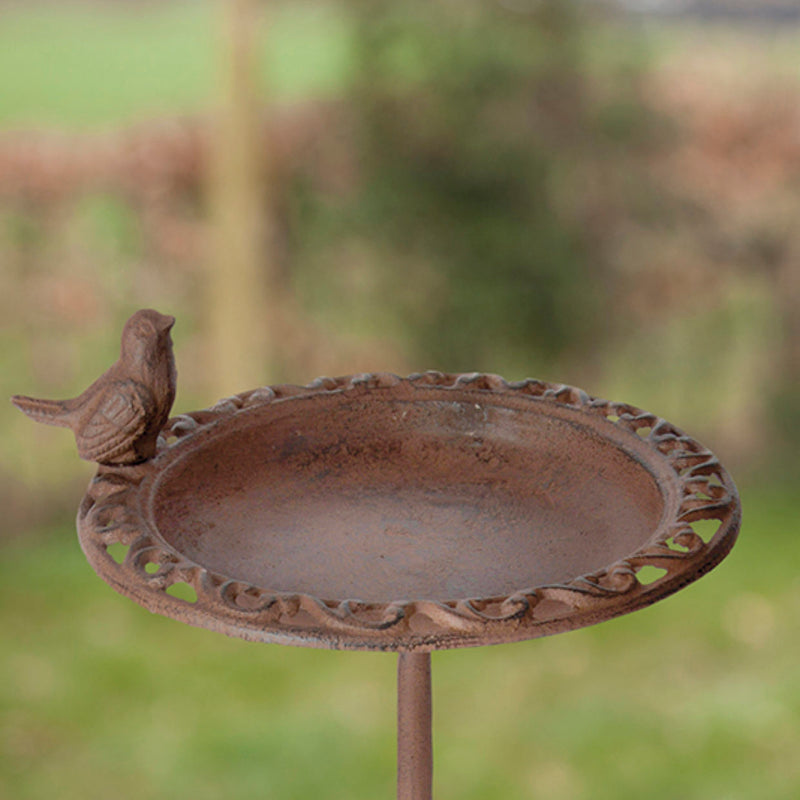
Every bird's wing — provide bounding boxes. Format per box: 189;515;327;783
76;380;155;463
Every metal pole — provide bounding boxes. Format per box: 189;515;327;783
397;652;433;800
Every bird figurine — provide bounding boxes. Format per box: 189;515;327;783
12;309;177;466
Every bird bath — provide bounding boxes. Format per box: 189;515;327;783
17;314;741;799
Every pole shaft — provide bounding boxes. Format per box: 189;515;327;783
397;651;433;800
209;0;271;396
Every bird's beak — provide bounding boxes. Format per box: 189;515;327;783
159;315;176;333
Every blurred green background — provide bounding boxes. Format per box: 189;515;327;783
1;1;798;798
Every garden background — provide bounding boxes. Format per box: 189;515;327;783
1;2;798;798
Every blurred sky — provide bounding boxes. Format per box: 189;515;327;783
615;0;800;20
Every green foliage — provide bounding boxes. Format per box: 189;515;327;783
292;0;658;374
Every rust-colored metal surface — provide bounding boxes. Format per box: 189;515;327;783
73;369;740;652
12;309;176;465
397;652;432;800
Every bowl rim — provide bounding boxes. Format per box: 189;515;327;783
77;371;741;652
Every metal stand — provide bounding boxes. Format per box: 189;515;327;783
397;652;433;800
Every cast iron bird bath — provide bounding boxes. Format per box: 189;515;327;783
14;311;741;799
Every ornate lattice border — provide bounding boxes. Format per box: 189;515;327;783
77;372;741;651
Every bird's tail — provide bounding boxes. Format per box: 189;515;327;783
11;395;73;427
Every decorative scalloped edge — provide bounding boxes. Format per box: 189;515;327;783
77;372;741;651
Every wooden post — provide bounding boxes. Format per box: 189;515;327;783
207;0;274;397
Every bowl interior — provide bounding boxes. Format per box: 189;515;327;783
150;394;666;602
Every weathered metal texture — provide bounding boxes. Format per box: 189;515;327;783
76;370;741;652
12;309;176;465
397;652;432;800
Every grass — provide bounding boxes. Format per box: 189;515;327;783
0;1;353;129
4;1;795;131
1;486;798;799
0;3;215;128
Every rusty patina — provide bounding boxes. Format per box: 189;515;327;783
14;311;741;800
12;309;176;465
75;370;739;651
